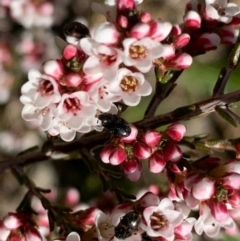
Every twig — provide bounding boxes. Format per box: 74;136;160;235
213;32;240;96
144;69;183;117
0;89;240;173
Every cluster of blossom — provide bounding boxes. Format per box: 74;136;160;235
19;0;240;142
100;123;186;181
184;0;240;50
0;0;68;28
2;188;240;241
0;188;82;241
19;0;192;142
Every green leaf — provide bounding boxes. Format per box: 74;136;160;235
216;106;240;127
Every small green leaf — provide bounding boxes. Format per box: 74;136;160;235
216;106;240;127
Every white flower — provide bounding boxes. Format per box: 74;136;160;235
123;37;164;73
56;91;96;130
93;22;120;45
194;203;235;238
49;118;77;142
80;38;123;80
88;80;121;112
95;211;115;241
141;198;184;241
20;69;61;108
109;68;152;106
21;104;55;131
205;0;240;23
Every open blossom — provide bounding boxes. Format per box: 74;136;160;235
123;37;164;73
195;203;235;237
141;198;184;241
204;0;240;23
2;213;42;241
20;69;61;108
109;68;152;106
80;38;123;80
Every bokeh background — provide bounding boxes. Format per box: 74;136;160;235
0;1;240;240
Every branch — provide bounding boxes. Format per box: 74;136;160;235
144;69;183;117
0;89;240;173
213;32;240;96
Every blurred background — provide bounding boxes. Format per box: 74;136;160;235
0;1;240;239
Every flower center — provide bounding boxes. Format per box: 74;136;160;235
99;222;114;238
150;212;168;231
63;97;81;115
99;85;109;99
215;186;228;202
99;53;117;66
38;79;54;96
125;144;134;158
120;75;138;93
129;45;148;59
35;107;50;116
212;2;225;16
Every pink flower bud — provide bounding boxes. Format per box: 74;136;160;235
138;192;160;207
171;24;182;36
174;34;190;48
122;157;138;172
109;147;126;165
117;15;128;28
192;177;215;201
161;44;175;60
163;143;182;162
222;173;240;189
63;45;78;60
100;145;114;163
65;73;83;87
3;213;22;230
209;202;228;222
143;130;161;147
130;22;150;39
217;26;239;45
123;161;142;181
133;141;151;159
168;53;193;69
65;188;80;206
140;11;151;23
94;22;120;45
117;0;136;10
39;2;53;15
148;151;166;173
184;10;201;29
228;191;240;208
198;33;221;51
166;123;186;141
43;59;63;80
148;20;172;42
224;159;240;174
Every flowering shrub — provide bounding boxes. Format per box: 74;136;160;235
1;0;240;241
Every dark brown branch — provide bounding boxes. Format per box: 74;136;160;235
0;89;240;173
144;69;183;117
